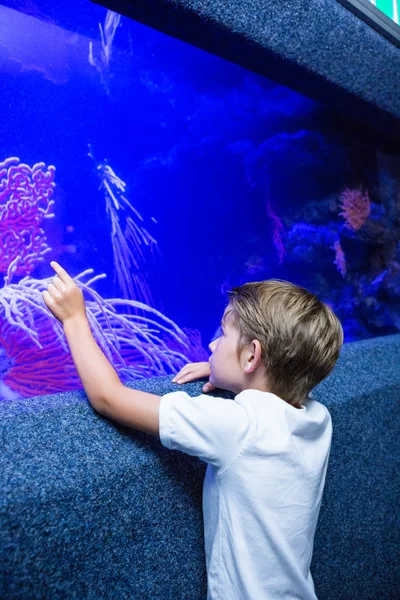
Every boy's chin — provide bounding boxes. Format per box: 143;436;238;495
209;373;219;388
210;375;234;393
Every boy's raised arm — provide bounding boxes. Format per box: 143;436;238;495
42;261;161;437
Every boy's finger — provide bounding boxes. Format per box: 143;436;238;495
52;275;66;292
202;382;216;393
173;374;192;384
42;290;53;308
50;261;73;285
172;365;192;382
175;369;209;384
47;282;61;298
176;366;190;378
171;375;183;383
171;371;183;382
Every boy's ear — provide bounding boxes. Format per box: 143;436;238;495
244;340;262;373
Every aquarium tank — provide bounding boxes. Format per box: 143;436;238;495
0;0;399;401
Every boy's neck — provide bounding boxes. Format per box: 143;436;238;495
236;380;271;395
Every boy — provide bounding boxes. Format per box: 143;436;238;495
43;261;343;600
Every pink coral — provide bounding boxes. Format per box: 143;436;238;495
332;240;346;277
339;188;371;231
0;157;55;276
0;313;81;398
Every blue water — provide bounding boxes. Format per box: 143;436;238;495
0;0;399;399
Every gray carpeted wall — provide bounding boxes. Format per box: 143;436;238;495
1;334;400;599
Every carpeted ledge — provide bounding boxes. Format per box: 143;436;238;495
1;334;400;599
91;0;400;142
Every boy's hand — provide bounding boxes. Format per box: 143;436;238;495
42;261;86;325
172;361;216;393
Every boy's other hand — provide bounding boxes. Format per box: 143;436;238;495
172;361;216;393
42;261;86;325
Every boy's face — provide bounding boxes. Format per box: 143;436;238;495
208;306;244;394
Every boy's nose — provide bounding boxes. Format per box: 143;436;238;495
209;338;219;353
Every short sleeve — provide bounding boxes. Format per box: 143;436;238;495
159;391;250;471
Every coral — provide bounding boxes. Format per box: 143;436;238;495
0;157;55;277
89;147;159;304
339;188;371;231
332;240;346;277
0;153;197;400
0;312;80;398
89;10;121;72
0;267;195;399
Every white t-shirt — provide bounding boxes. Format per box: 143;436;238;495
159;389;332;600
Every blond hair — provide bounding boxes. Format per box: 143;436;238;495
227;280;343;408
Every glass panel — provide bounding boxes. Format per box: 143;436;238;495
0;1;399;400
